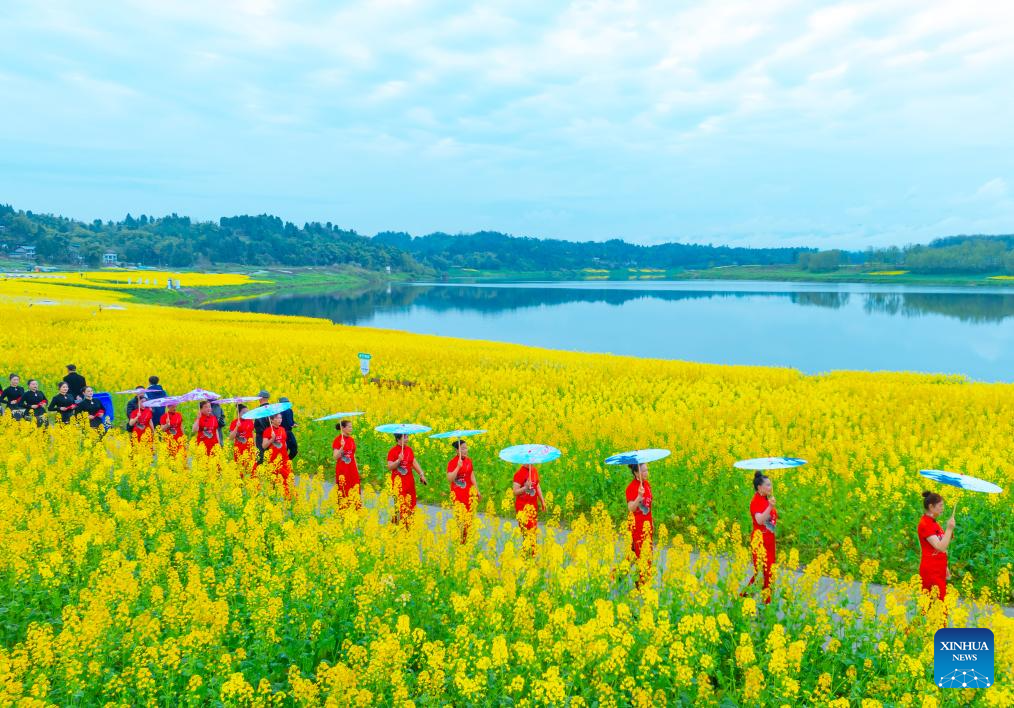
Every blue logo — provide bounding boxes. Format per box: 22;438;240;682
934;628;994;689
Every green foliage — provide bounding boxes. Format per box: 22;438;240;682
0;205;419;271
798;250;845;272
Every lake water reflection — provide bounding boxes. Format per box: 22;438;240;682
209;280;1014;381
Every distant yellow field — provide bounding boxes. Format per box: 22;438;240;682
3;270;263;290
867;270;909;276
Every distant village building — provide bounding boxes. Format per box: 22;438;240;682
103;252;118;265
12;245;36;260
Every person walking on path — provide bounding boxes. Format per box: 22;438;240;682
332;419;361;505
387;433;428;526
918;490;955;604
626;462;654;587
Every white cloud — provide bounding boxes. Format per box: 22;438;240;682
1;0;1013;243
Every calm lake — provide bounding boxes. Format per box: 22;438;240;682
211;280;1014;381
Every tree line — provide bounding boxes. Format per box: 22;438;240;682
2;203;1012;275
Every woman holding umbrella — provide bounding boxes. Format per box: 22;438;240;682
747;472;778;604
260;412;292;496
49;382;77;424
513;463;546;537
626;463;654;584
333;419;361;504
918;490;955;603
159;401;185;457
193;399;220;456
386;432;428;526
229;404;256;466
447;440;480;542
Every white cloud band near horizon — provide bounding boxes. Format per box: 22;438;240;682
1;0;1013;248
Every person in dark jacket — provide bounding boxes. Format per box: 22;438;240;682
49;382;77;423
279;396;298;460
253;390;271;464
1;374;26;420
63;365;86;402
22;379;48;427
210;399;226;444
146;375;168;427
76;386;106;429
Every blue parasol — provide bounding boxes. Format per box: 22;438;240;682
314;411;365;422
375;423;431;435
920;469;1003;494
733;456;808;471
499;444;561;465
604;448;671;466
430;429;487;439
242;401;292;420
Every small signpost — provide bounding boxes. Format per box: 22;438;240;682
358;352;372;377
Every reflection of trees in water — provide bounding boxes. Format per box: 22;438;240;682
789;292;850;309
863;293;1014;323
210;284;1014;325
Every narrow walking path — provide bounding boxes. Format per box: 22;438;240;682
293;474;1014;620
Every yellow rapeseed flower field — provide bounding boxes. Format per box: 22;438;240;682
0;276;1011;704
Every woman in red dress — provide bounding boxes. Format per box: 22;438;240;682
261;412;292;496
228;404;256;467
192;400;219;456
747;472;777;604
513;463;545;553
626;462;653;586
127;394;154;449
918;490;955;603
332;419;361;505
387;433;427;526
447;440;480;542
159;402;185;457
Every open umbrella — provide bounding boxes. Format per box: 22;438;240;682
919;469;1004;494
213;396;261;405
733;457;807;471
314;411;365;422
499;444;561;465
604;448;671;466
179;388;220;402
241;401;292;420
429;429;486;439
142;395;187;409
375;423;431;435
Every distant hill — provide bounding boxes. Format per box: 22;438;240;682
374;230;810;271
2;202;1012;275
0;205;417;271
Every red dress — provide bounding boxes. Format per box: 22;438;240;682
333;435;360;500
918;515;948;601
230;418;255;462
129;408;153;445
625;479;653;559
513;466;540;530
159;412;185;455
196;414;219;456
262;424;292;493
749;493;777;598
388;444;417;518
448;456;475;511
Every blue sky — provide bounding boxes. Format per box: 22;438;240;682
1;0;1013;248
